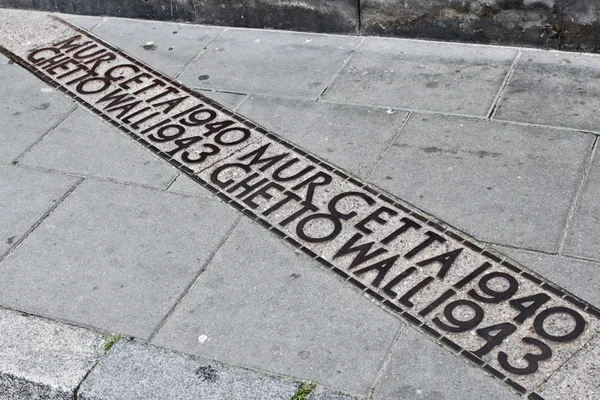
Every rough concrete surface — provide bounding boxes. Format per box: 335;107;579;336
0;308;104;400
78;339;300;400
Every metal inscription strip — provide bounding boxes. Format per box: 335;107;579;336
2;18;599;399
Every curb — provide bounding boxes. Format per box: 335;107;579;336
0;307;361;399
1;0;600;52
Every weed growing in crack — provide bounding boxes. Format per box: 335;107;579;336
292;381;316;400
103;333;122;353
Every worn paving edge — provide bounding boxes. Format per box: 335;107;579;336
0;306;351;400
0;10;599;399
0;307;105;399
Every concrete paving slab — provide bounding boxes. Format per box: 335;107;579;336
152;219;403;395
167;174;211;197
562;149;600;262
372;327;518;400
0;308;104;400
321;38;517;116
237;95;408;178
370;113;594;253
0;164;79;256
0;53;8;63
78;339;299;400
495;50;600;132
178;28;361;99
495;246;600;308
89;17;224;77
19;108;178;188
196;89;247;110
0;64;75;162
538;334;600;400
0;179;239;339
55;13;104;31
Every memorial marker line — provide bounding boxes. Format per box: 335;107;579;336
1;17;599;399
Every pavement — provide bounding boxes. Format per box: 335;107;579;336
0;8;599;400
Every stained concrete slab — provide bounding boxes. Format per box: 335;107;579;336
78;339;299;400
152;219;402;395
321;38;517;116
196;90;247;110
19;108;178;189
495;245;600;308
371;327;518;400
0;64;75;162
179;28;361;99
0;164;79;256
538;335;600;400
237;95;408;178
56;13;104;31
0;179;239;339
495;50;600;132
370;113;594;253
0;308;104;400
90;18;224;77
562;150;600;262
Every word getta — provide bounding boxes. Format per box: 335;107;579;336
5;25;598;397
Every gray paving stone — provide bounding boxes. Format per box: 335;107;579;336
562;151;600;262
538;334;600;400
0;179;239;339
495;50;600;132
91;18;224;77
494;246;600;308
0;164;79;256
237;95;408;178
20;108;178;189
0;308;104;400
321;38;517;116
311;387;363;400
197;89;247;110
152;219;402;394
167;174;211;197
0;64;75;162
372;326;517;400
0;53;8;63
78;339;299;400
179;28;361;99
56;13;104;30
370;113;594;253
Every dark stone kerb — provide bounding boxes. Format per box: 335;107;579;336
1;0;600;52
